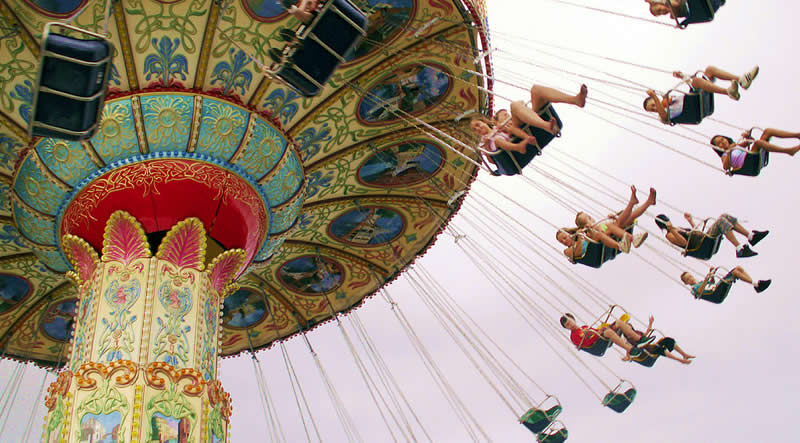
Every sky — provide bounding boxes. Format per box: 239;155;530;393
2;1;799;442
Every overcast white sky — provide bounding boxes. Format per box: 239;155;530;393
3;1;799;442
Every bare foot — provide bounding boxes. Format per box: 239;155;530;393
680;359;693;365
547;118;560;135
575;84;588;108
684;354;696;359
647;187;657;205
630;185;639;205
789;144;800;156
621;354;632;362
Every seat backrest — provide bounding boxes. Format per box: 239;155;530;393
685;232;722;260
603;388;637;413
275;0;368;96
669;91;709;125
580;336;612;356
698;280;732;304
488;104;562;175
632;350;659;367
680;0;726;26
30;23;113;141
732;149;769;177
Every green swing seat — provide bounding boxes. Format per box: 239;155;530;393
603;387;637;413
537;426;568;443
520;405;563;434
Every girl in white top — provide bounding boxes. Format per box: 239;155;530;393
643;65;759;124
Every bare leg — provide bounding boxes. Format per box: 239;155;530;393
618;187;656;227
731;265;754;285
753;139;800;156
761;128;800;140
673;343;695;359
603;224;632;241
662;350;692;364
703;66;740;82
723;230;741;248
731;222;750;238
613;319;642;343
510;100;556;134
690;76;729;95
587;230;622;250
600;328;633;352
529;84;588;111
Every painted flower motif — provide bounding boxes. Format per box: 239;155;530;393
210;49;253;97
112;287;128;305
0;225;25;248
143;37;189;87
201;102;246;148
142;96;191;148
304;170;334;199
167;290;182;310
0;136;21;167
92;101;137;159
262;87;301;125
9;80;32;123
295;124;332;162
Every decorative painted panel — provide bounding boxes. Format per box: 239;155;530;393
141;94;194;152
13;200;56;245
35;138;98;187
195;98;249;159
13;155;67;216
235;118;287;178
91;98;142;165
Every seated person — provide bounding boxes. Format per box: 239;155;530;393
488;84;588;136
655;213;768;258
556;226;633;261
681;267;771;297
559;313;650;360
711;128;800;172
470;118;537;154
560;313;694;364
281;0;321;24
575;185;656;250
619;315;695;364
646;0;689;18
643;66;759;123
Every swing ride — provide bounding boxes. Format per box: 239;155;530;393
0;0;797;441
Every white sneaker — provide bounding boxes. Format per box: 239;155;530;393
727;81;740;101
739;66;759;90
632;232;648;248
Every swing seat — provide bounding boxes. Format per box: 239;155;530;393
489;105;563;176
537;427;568;443
571;240;618;268
717;148;770;177
521;405;562;434
668;88;714;125
678;0;726;28
579;336;613;357
630;349;659;367
697;281;732;304
684;231;723;260
602;388;637;413
29;23;113;141
271;0;368;96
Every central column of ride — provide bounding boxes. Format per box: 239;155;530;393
43;212;242;442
